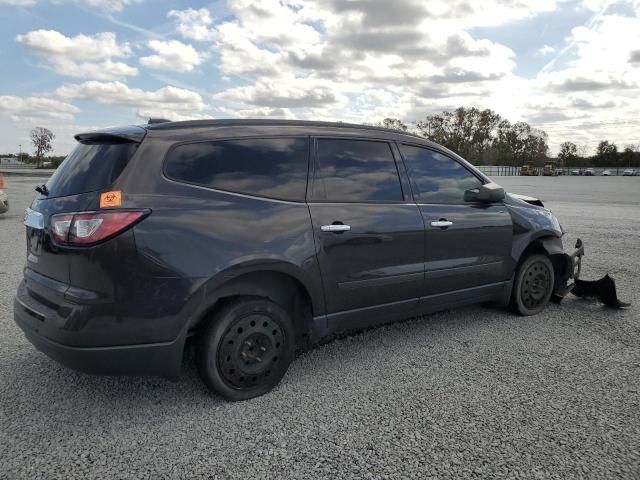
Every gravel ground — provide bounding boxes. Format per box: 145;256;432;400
1;176;639;479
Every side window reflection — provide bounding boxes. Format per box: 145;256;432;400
399;145;482;203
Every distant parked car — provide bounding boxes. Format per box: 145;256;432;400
571;169;581;176
584;168;595;176
602;170;611;176
623;169;637;176
521;164;537;176
542;163;557;176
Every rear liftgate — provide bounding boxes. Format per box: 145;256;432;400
555;239;629;308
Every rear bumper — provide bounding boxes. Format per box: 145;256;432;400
16;311;183;379
14;273;185;379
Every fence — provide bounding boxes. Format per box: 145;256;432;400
477;166;635;176
0;164;37;169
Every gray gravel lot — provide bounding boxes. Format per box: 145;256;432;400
1;176;639;479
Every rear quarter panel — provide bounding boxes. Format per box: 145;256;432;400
115;130;324;337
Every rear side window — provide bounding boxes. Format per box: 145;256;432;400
399;145;482;203
310;139;403;202
165;138;309;201
46;142;136;198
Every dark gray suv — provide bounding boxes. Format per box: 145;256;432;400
15;120;583;400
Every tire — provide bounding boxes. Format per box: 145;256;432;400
510;254;555;316
196;297;295;401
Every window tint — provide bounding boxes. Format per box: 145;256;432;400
46;142;136;198
312;139;403;202
400;145;482;203
165;138;309;201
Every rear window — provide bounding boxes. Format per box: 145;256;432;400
165;137;309;201
46;142;137;198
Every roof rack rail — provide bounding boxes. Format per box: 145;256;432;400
148;118;172;125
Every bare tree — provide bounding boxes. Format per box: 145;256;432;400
30;127;55;168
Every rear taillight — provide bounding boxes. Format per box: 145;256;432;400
50;210;149;246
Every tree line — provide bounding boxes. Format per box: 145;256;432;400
2;117;639;169
377;108;639;168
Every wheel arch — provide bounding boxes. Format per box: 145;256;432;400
516;234;571;292
188;268;321;348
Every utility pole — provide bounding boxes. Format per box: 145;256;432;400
18;144;21;164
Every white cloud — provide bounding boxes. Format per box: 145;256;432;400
217;78;346;109
64;59;138;80
5;0;640;155
0;95;79;122
140;40;205;73
16;30;137;80
168;8;216;41
537;45;556;56
0;0;36;5
230;106;297;119
529;9;640;152
73;0;141;11
2;0;143;11
55;80;207;119
201;0;640;154
16;30;131;58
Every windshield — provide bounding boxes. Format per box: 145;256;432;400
45;142;137;198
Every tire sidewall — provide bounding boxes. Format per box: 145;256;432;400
197;299;295;401
512;254;555;316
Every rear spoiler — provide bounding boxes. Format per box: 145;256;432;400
74;126;146;144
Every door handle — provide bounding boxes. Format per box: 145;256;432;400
431;220;453;228
321;224;351;232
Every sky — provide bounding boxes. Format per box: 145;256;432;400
0;0;639;156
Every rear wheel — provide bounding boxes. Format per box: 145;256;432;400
510;254;554;316
196;298;295;401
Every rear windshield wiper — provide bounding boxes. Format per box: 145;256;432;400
35;184;49;196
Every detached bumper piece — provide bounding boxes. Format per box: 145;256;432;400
571;275;629;308
558;238;629;308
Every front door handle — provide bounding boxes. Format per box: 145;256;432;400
321;224;351;233
431;220;453;228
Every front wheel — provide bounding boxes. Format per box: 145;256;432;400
510;254;555;316
196;298;295;401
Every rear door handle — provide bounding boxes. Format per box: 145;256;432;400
431;220;453;228
321;224;351;232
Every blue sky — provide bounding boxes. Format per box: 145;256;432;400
1;0;639;155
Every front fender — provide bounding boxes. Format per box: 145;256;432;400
506;201;563;263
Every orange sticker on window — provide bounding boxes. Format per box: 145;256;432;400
100;191;122;208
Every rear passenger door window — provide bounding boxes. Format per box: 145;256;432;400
165;137;309;201
310;139;404;202
399;144;482;203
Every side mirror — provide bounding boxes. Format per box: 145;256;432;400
476;182;505;203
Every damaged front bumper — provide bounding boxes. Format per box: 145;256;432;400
553;238;584;299
556;237;628;308
568;238;584;281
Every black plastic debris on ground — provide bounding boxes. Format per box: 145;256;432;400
571;274;630;308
